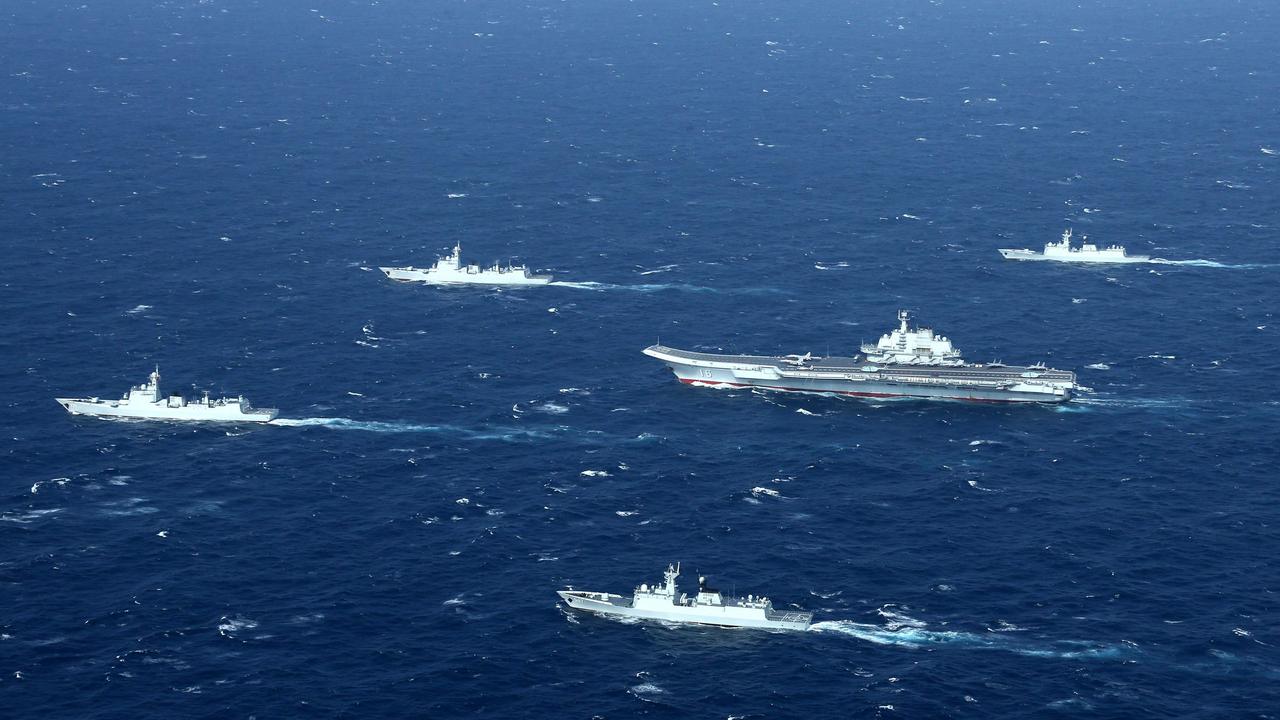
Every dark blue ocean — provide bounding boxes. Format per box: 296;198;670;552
3;0;1279;716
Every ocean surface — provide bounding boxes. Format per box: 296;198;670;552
3;0;1279;716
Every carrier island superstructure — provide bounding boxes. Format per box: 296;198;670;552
643;310;1078;404
558;563;812;631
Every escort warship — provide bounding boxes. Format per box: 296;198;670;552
558;563;813;631
380;243;552;286
999;228;1151;264
643;310;1078;403
56;368;278;423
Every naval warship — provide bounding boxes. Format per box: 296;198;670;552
643;310;1078;403
558;563;813;631
56;368;278;423
380;243;552;286
999;228;1151;264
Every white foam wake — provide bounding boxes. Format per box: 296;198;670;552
809;620;1124;659
269;417;549;441
1072;396;1194;410
1148;258;1278;269
811;620;990;648
548;280;780;295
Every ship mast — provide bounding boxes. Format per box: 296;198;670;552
663;563;680;595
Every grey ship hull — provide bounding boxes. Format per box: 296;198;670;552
56;398;278;423
998;249;1151;264
643;345;1076;403
558;591;812;631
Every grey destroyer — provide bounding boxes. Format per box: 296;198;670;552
56;368;278;423
380;243;552;286
558;563;812;631
643;310;1078;403
999;228;1151;264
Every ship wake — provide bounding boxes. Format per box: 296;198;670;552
549;280;781;295
1147;258;1278;269
809;620;1125;659
1072;395;1195;410
269;417;550;441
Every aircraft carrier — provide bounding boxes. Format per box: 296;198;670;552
643;310;1078;404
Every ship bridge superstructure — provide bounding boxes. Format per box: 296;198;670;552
860;310;964;366
123;367;164;404
1042;228;1129;260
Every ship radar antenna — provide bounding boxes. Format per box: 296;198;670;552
663;562;680;590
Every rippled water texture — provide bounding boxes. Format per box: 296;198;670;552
3;0;1278;716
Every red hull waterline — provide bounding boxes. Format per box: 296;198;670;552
674;377;1054;404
